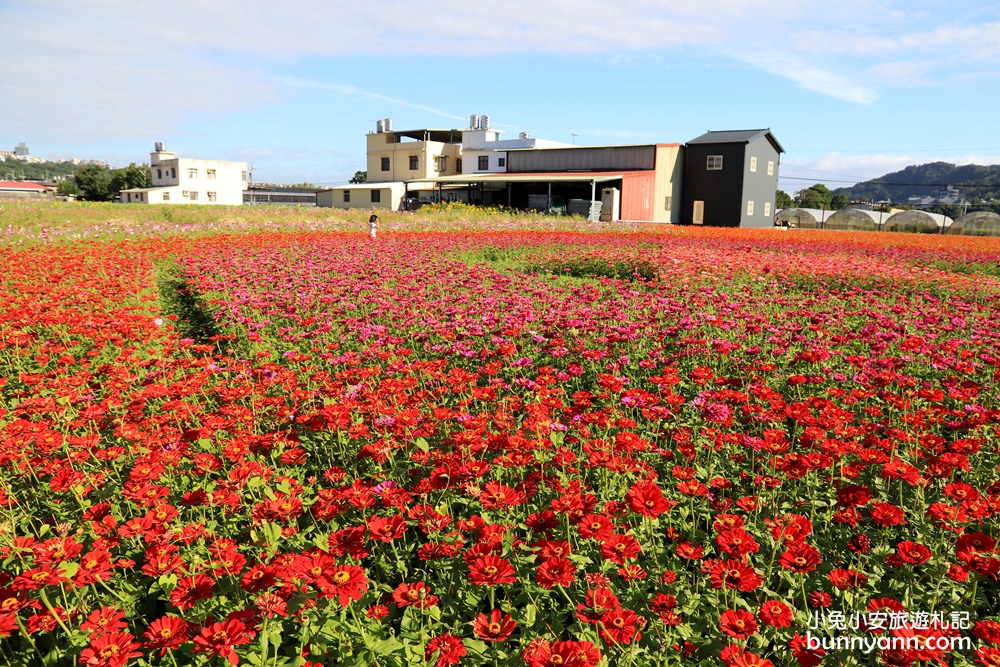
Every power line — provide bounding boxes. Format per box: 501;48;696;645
779;175;1000;188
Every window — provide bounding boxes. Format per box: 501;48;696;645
371;190;381;203
171;168;176;178
381;157;390;171
343;190;351;203
456;159;462;172
189;191;199;201
163;192;170;201
409;155;419;170
498;157;506;168
207;191;217;202
188;168;198;178
764;202;771;217
707;155;723;170
750;156;757;172
478;155;489;170
157;168;162;179
241;171;247;181
767;161;774;176
746;200;754;216
207;169;216;179
435;156;447;172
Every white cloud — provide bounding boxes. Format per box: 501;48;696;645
1;0;997;143
277;80;467;122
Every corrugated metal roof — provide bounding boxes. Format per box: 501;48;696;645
0;181;51;191
414;171;638;184
687;129;784;153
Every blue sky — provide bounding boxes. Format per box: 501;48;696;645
2;0;999;194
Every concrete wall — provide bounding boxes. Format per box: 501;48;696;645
652;144;684;224
316;183;406;211
740;138;781;227
366;133;462;183
146;151;247;205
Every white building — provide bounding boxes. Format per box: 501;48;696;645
119;143;248;205
317;115;573;210
460;115;572;175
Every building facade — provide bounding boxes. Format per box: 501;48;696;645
120;143;248;205
682;130;784;227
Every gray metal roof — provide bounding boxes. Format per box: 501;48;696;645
687;129;784;153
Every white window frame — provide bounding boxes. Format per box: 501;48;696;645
207;191;217;202
750;156;757;173
767;161;774;176
188;168;198;178
707;155;723;170
746;200;754;216
189;191;199;201
435;156;447;172
764;201;771;217
207;169;217;180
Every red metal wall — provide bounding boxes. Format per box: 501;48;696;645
621;171;656;222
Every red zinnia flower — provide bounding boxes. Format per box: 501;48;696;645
870;502;907;527
759;600;794;628
828;568;867;590
468;555;516;586
731;652;775;667
425;632;467;666
473;609;516;642
895;540;932;566
716;528;760;558
79;631;143;667
535;557;576;589
81;606;127;636
192;619;255;665
720;609;758;639
626;479;675;518
321;564;369;606
600;533;642;564
789;632;826;667
974;646;1000;667
598;607;644;645
392;581;439;609
778;543;822;573
704;559;763;592
143;616;190;657
523;639;602;667
676;542;705;560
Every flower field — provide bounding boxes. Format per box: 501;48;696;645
3;204;1000;666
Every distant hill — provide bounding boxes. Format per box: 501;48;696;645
832;162;1000;204
0;158;83;184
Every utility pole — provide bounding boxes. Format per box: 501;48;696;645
571;133;578;145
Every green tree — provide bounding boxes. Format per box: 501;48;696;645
56;180;79;197
796;183;833;209
74;164;115;201
349;170;367;184
110;163;151;196
830;193;850;210
776;190;795;209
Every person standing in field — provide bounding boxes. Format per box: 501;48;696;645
368;214;379;241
